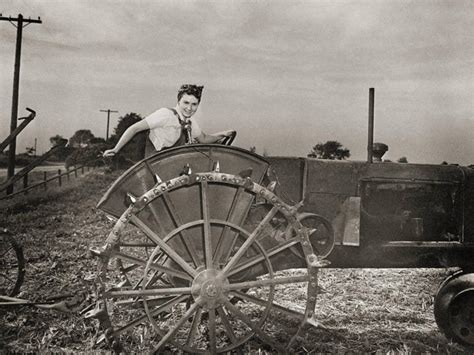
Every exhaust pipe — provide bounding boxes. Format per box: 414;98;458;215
367;88;375;163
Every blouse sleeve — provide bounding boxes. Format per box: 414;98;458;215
144;108;172;129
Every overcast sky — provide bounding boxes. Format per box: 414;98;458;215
1;0;473;164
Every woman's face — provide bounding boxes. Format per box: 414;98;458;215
177;94;200;118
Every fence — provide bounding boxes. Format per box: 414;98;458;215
0;164;94;200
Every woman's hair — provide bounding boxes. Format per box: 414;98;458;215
177;84;204;102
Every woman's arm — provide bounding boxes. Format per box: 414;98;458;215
103;120;149;157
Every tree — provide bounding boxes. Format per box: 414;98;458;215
50;134;66;147
90;137;106;145
111;112;143;139
69;129;95;148
397;156;408;163
109;112;146;162
49;134;73;161
308;140;350;160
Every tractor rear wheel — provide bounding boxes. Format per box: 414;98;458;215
434;272;474;345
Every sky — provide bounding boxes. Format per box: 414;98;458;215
0;0;473;164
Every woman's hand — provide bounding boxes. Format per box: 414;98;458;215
217;129;235;139
215;130;236;145
103;149;117;157
221;130;236;138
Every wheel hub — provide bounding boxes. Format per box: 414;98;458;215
191;269;229;309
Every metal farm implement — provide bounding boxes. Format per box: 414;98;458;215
86;144;334;353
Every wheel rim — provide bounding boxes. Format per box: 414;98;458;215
94;171;322;353
298;213;335;259
0;232;25;296
449;288;474;344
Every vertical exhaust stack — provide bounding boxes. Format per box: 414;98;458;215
367;88;375;163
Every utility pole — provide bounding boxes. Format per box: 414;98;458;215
100;109;118;141
1;13;42;194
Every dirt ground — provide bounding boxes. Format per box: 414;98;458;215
0;168;471;353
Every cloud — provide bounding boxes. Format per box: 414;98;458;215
0;0;472;164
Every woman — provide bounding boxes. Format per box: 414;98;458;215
103;84;235;158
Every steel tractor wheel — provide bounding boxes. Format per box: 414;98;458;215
0;231;25;296
434;271;474;346
89;168;331;353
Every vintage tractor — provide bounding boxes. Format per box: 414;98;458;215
87;140;474;352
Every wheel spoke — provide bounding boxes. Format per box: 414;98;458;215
201;181;213;269
231;291;305;321
130;215;198;278
225;275;309;292
107;286;192;298
120;263;140;274
143;256;173;289
115;251;192;282
221;206;279;276
228;238;300;277
147;200;169;240
213;187;244;264
143;268;171;290
216;306;238;344
186;306;203;347
162;193;202;268
140;163;173;243
208;308;217;353
116;295;173;306
116;262;165;294
224;299;283;352
152;298;201;353
113;295;189;337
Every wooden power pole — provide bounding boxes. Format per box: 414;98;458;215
0;13;42;194
100;109;118;141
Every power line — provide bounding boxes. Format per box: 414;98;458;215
1;13;42;194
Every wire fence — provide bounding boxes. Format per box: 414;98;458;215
0;164;96;201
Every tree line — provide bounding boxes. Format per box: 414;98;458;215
46;113;144;168
45;113;417;166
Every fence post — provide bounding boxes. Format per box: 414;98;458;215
74;165;78;178
66;167;70;181
58;169;62;187
23;173;28;195
81;166;84;174
44;171;47;190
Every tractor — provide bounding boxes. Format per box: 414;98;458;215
85;136;474;352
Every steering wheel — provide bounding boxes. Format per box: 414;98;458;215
217;130;237;146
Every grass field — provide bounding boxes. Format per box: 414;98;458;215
0;168;471;353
